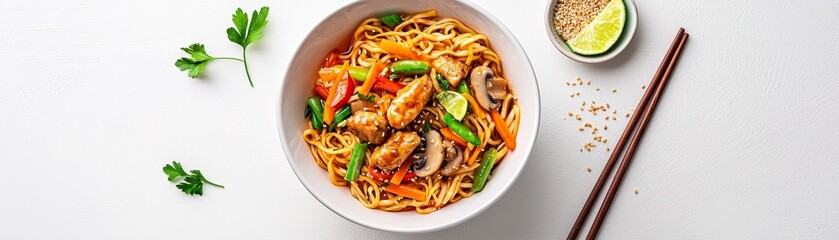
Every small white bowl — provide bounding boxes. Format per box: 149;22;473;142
545;0;639;63
277;0;541;233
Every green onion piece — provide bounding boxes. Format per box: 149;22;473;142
307;97;325;129
380;14;403;28
344;143;368;181
332;65;370;81
442;113;481;146
389;60;429;75
472;148;497;192
328;106;352;131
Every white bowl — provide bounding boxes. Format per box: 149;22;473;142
277;0;541;233
544;0;639;63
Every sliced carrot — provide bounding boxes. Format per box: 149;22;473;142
324;61;349;124
358;60;381;95
461;93;486;119
490;111;516;151
379;40;428;61
384;183;426;201
440;127;468;148
390;158;412;185
467;146;482;166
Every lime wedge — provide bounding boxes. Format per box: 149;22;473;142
436;91;468;120
566;0;626;55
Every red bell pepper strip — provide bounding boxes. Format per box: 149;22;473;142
322;50;341;68
313;85;329;99
372;75;405;94
329;72;355;109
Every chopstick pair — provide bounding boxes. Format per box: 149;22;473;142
567;28;689;240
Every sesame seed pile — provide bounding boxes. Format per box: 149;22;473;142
553;0;611;40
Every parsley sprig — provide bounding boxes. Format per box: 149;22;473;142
175;7;269;87
163;161;224;196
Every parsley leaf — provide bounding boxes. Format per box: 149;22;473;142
176;7;269;87
163;161;224;196
175;44;215;78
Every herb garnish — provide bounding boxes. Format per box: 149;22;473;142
163;161;224;196
175;7;269;87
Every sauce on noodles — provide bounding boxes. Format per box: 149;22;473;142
302;10;520;214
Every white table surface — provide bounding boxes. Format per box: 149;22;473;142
2;0;838;239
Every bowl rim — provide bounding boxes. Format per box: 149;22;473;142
544;0;639;63
277;0;541;233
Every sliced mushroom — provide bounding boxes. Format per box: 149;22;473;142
439;141;464;176
469;66;508;111
413;129;444;177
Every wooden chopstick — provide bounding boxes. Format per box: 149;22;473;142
585;30;688;240
567;28;689;240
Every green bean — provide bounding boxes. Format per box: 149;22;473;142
344;143;368;181
472;148;497;192
442;113;481;146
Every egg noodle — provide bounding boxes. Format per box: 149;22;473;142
302;10;520;214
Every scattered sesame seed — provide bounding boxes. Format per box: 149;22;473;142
586;81;591;85
612;88;617;93
612;116;617;120
579;127;584;131
568;112;574;116
604;125;608;130
586;167;592;172
633;188;640;195
596;87;600;91
625;113;630;118
641;84;646;89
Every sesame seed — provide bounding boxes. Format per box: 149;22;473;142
612;88;617;93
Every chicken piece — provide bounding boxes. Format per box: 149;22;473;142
432;55;470;87
345;111;388;145
387;75;432;130
377;94;393;116
371;131;421;171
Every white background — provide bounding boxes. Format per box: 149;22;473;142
1;0;838;239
